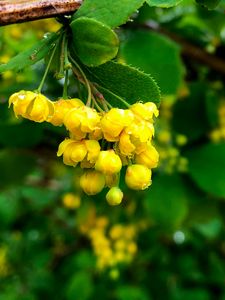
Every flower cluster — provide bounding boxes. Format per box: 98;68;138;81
79;213;137;273
9;90;159;205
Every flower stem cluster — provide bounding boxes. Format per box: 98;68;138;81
9;88;159;204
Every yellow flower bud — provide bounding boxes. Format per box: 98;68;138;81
57;139;87;166
49;98;84;126
62;193;81;209
9;90;54;122
95;150;122;175
80;170;105;195
135;144;159;169
131;102;159;120
101;108;134;141
125;164;152;190
106;187;123;206
64;106;100;135
105;173;119;188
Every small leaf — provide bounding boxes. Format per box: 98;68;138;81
86;61;160;107
146;0;183;8
187;143;225;198
70;17;119;67
73;0;145;28
0;33;59;73
196;0;221;9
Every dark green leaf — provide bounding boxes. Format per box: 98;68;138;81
0;122;44;147
0;33;58;73
120;30;184;95
73;0;145;28
172;82;210;142
66;271;93;300
0;150;37;188
196;0;221;9
144;174;189;228
86;61;160;107
146;0;183;8
187;143;225;198
70;17;119;67
117;286;150;300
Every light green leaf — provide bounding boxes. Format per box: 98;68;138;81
144;174;189;228
73;0;145;28
196;0;221;9
146;0;183;8
0;33;58;73
120;30;184;95
187;143;225;198
86;61;160;107
70;17;119;67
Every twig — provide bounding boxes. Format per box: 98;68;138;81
143;21;225;76
0;0;82;26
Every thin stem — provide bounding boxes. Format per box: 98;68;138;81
92;96;104;112
37;41;58;93
68;53;92;106
63;69;69;99
95;84;130;108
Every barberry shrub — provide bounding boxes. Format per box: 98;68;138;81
0;0;225;299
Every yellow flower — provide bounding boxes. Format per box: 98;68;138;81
125;164;152;190
135;144;159;169
80;170;105;195
125;118;154;143
101;108;134;141
131;102;159;120
106;187;123;206
119;131;135;156
62;193;81;209
95;150;122;175
64;106;101;136
49;98;84;126
84;140;101;163
9;90;54;122
57;139;87;166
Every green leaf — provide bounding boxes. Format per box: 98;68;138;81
117;286;150;300
120;30;184;95
172;82;210;142
66;271;93;300
0;33;58;73
73;0;145;28
146;0;183;8
196;0;221;9
0;150;37;188
86;61;160;107
144;174;189;228
0;192;20;227
70;17;119;67
187;143;225;198
0;122;44;147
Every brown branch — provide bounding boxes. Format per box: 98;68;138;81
144;21;225;76
0;0;82;26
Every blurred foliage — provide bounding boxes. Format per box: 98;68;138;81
1;1;225;299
